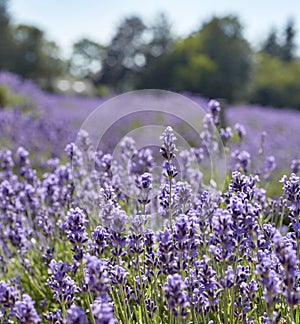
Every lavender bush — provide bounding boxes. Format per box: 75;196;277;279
1;71;299;172
1;72;300;323
0;86;300;324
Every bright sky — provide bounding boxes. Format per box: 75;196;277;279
10;0;300;56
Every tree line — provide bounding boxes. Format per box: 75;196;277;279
1;0;300;108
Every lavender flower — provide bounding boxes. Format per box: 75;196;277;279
160;126;177;160
66;304;88;324
145;298;157;319
136;172;152;205
222;266;235;289
64;207;89;261
91;296;117;324
291;159;300;174
164;273;190;317
44;309;63;323
0;281;18;308
84;256;109;296
47;260;79;307
13;294;41;324
193;256;221;312
64;208;89;244
130;148;154;174
208;99;221;125
163;160;178;179
234;123;246;141
232;150;251;174
109;265;128;285
220;127;233;145
157;227;176;275
89;226;108;256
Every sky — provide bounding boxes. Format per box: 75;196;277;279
9;0;300;57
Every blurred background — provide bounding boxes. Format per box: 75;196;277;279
1;0;300;109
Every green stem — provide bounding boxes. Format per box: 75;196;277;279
113;289;127;323
61;301;66;320
87;292;96;324
137;255;149;324
230;287;235;324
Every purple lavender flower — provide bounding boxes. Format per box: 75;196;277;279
91;296;117;324
234;123;246;141
280;173;299;204
84;256;109;296
47;260;79;307
164;273;190;317
43;309;63;323
136;172;152;205
66;304;88;324
291;159;300;174
0;149;14;167
64;207;89;261
89;226;108;256
130;148;154;174
192;256;221;312
64;207;89;244
208;99;221;125
272;232;300;306
160;126;177;160
173;182;192;216
13;294;41;324
0;281;18;308
222;266;235;289
159;183;174;219
109;265;128;285
232;150;251;174
145;298;157;319
262;155;277;179
209;209;236;262
280;174;300;237
163;160;178;179
220;127;233;145
157;227;176;274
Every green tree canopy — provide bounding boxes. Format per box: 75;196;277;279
196;16;252;101
69;38;105;79
0;0;14;70
99;16;146;91
261;19;297;61
11;24;65;86
247;53;300;108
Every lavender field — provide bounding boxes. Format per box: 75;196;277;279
0;72;300;323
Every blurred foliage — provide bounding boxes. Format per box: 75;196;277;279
1;0;300;108
99;16;147;91
247;53;300;108
165;16;251;101
262;19;296;62
12;25;65;85
0;0;65;90
69;38;105;79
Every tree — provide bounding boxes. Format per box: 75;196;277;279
172;40;217;93
261;19;297;61
137;13;174;89
147;13;173;60
69;38;104;79
137;15;252;102
282;19;296;61
99;16;146;91
262;28;282;58
0;0;13;70
247;53;300;108
196;16;252;101
12;24;64;85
